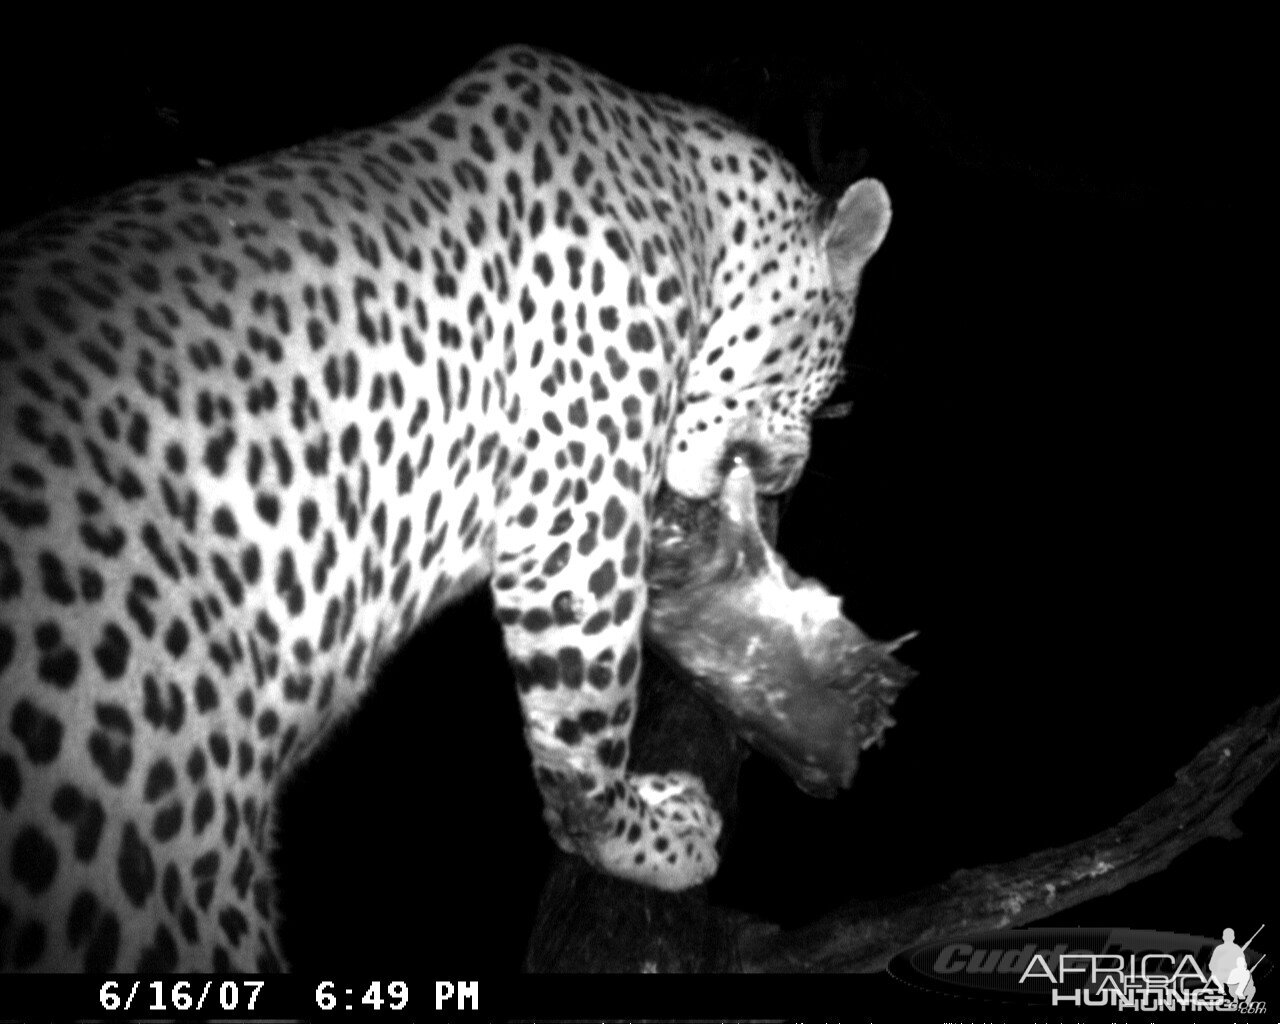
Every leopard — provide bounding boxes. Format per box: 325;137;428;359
0;45;891;971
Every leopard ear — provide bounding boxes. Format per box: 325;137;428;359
823;178;891;293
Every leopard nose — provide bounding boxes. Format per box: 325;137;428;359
719;439;768;477
718;442;802;494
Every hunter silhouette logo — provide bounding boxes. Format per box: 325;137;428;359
1209;925;1265;1001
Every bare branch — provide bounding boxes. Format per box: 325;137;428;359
737;695;1280;972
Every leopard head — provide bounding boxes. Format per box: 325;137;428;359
666;177;892;499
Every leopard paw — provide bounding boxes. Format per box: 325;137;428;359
596;771;722;890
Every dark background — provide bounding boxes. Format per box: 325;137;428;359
0;20;1268;979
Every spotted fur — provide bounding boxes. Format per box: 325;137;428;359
0;47;891;970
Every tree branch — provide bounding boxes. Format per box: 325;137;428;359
737;694;1280;972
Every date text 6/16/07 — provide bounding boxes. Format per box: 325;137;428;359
99;979;264;1012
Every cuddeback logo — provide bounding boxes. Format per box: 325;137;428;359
888;925;1269;1011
